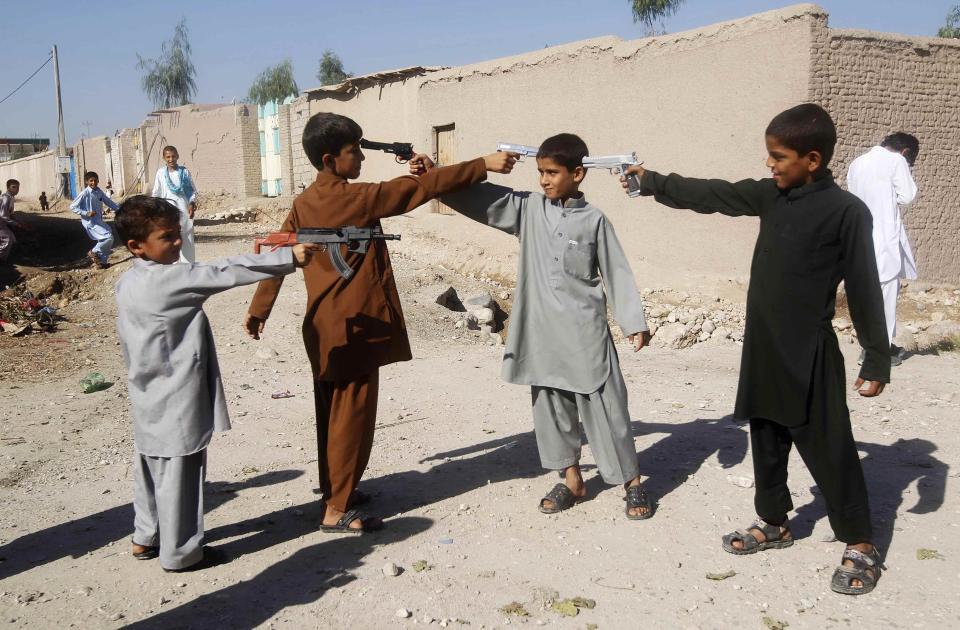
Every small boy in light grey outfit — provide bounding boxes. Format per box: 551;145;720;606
114;195;318;570
413;133;654;519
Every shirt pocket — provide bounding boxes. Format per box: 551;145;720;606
562;242;596;281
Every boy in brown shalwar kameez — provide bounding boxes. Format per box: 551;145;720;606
244;113;516;533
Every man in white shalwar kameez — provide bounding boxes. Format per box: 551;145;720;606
152;145;198;263
847;133;920;364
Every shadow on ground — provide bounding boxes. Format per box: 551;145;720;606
0;469;303;581
792;437;948;556
124;516;432;629
0;211;99;288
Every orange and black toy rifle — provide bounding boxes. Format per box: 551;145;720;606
254;226;400;280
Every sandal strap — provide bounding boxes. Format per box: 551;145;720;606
542;483;575;508
337;509;363;528
625;486;650;507
749;518;789;541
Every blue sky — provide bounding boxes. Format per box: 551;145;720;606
2;0;956;145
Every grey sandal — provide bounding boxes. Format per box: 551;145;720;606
624;486;655;520
831;547;883;595
539;483;579;514
722;518;794;555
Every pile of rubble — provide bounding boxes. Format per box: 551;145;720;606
435;287;506;345
641;289;746;349
207;207;258;223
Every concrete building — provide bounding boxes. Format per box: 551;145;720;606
276;3;960;286
258;99;293;197
0;138;50;163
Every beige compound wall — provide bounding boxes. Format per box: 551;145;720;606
811;27;960;285
140;104;261;199
0;150;60;208
301;5;818;292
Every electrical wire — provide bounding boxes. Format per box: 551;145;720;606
0;54;53;106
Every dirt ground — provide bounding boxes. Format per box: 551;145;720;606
0;206;958;630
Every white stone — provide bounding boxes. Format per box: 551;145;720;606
701;319;716;335
382;562;401;577
396;608;412;619
726;475;755;488
473;307;495;325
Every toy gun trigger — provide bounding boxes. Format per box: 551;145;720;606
327;244;356;280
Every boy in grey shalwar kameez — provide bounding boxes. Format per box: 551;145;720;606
114;196;317;570
416;134;654;519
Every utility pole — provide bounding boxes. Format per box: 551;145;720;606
81;121;92;138
52;44;69;199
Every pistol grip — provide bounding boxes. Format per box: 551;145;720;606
626;173;642;198
328;245;356;280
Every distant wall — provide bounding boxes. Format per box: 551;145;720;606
0;150;59;208
811;28;960;284
139;104;261;199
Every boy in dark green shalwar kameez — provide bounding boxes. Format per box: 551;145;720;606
623;104;890;596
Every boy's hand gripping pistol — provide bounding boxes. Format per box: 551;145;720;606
360;139;415;163
582;153;643;197
497;143;540;161
254;226;401;280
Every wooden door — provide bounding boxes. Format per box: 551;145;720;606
434;124;455;214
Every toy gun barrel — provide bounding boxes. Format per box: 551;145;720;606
582;153;643;198
360;138;415;162
497;142;540;161
253;226;400;280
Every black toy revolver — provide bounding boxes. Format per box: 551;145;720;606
359;138;415;163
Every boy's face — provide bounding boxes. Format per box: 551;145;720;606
86;176;99;189
765;135;821;190
128;221;182;264
324;142;364;179
536;157;584;201
7;183;19;196
163;150;179;168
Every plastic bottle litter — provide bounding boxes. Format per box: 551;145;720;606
80;372;107;393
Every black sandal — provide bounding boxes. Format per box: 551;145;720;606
831;547;883;595
319;509;383;535
624;486;655;520
722;518;794;555
132;544;159;560
538;483;579;514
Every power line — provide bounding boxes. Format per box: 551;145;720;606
0;54;53;106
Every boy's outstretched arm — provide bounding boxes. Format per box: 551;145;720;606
622;164;771;218
597;217;650;352
842;203;890;397
365;153;517;222
244;209;298;339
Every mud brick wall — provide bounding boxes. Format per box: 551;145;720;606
811;25;960;284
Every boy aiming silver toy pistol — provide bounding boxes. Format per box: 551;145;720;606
582;153;643;197
497;143;540;161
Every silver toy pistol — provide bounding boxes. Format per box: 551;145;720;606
497;142;540;161
582;153;643;197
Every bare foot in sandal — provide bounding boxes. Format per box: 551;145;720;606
624;476;653;519
539;464;587;513
832;543;881;595
722;517;793;554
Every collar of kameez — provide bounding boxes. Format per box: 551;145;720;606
785;171;835;201
134;258;165;269
551;195;587;210
315;170;347;184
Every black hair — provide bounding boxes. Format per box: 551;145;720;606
536;133;589;172
5;179;18;188
161;145;178;156
765;103;837;171
302;112;363;170
881;132;920;167
84;171;99;181
115;195;181;244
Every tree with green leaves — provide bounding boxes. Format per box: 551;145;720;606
137;18;198;109
938;5;960;38
248;60;299;106
630;0;684;32
317;50;352;86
